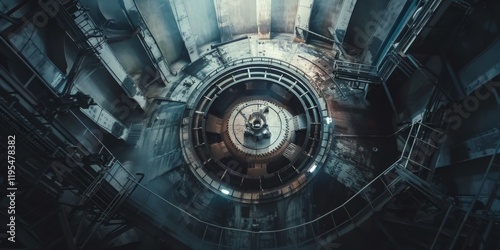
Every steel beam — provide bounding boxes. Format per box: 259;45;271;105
381;80;399;120
373;0;418;67
256;0;271;39
459;37;500;95
79;104;130;141
399;0;445;53
435;127;500;168
169;0;199;62
213;0;232;42
122;0;175;85
66;5;148;110
58;207;78;250
3;30;65;95
211;35;248;49
62;52;87;95
396;167;450;209
293;0;314;43
440;50;466;99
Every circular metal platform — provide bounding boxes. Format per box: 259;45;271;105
180;58;332;203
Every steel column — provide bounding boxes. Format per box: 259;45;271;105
169;0;199;62
293;0;314;43
256;0;271;39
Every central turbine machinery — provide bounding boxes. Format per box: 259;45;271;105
244;105;271;141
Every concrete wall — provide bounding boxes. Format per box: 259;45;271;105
344;0;389;49
184;0;220;46
271;0;299;34
97;0;156;81
364;0;406;64
343;0;406;63
310;0;343;39
136;0;186;63
225;0;258;35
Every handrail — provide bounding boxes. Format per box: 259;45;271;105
68;109;137;179
0;34;63;97
189;57;322;102
57;59;442;247
297;54;346;98
25;64;440;249
181;57;331;203
64;1;146;108
122;120;419;235
449;139;500;248
127;160;402;235
101;61;432;249
116;119;430;248
334;61;379;75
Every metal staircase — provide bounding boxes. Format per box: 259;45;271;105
55;0;148;109
400;121;444;180
333;61;380;85
378;51;421;82
332;0;446;91
1;58;139;249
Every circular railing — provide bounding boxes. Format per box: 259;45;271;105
65;55;412;249
180;58;331;203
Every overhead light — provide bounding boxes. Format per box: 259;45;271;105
308;164;317;173
221;189;230;195
325;117;332;125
